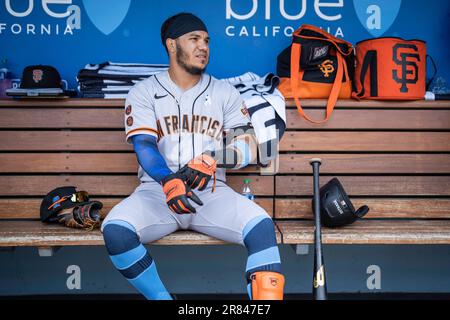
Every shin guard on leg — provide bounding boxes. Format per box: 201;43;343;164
243;215;284;300
251;271;285;300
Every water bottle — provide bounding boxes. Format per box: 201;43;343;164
241;178;255;201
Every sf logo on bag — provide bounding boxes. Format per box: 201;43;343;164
392;43;420;93
318;60;334;78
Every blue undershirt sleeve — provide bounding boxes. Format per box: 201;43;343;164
131;134;172;184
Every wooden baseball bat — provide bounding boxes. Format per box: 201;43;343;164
310;158;327;300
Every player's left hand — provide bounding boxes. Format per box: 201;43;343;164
178;154;217;191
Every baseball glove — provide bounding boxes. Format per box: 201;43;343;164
56;201;102;230
178;154;217;192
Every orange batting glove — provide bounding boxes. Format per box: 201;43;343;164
161;173;203;214
178;153;217;192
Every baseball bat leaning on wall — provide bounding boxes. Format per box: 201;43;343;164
310;158;327;300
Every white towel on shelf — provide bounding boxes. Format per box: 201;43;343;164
223;72;286;164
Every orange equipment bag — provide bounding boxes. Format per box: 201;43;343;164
352;37;426;100
277;24;355;124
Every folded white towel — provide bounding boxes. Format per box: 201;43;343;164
223;72;286;164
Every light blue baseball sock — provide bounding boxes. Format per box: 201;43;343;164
102;220;172;300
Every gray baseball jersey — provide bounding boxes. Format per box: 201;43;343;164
102;71;270;244
124;70;251;183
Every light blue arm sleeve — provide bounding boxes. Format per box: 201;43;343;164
131;134;172;184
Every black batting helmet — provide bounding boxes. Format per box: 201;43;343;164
314;178;369;228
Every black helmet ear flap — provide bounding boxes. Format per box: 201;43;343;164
355;205;369;218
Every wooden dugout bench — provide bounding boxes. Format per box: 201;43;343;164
0;98;450;256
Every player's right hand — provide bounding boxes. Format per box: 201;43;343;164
161;173;203;214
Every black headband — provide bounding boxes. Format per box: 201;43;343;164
161;13;207;46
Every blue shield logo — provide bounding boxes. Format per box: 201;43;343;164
82;0;131;35
353;0;402;37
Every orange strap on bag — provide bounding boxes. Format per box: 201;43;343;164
277;25;354;124
352;37;427;100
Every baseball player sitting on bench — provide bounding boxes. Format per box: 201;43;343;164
101;12;285;300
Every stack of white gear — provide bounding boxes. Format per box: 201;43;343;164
76;62;169;99
222;72;287;166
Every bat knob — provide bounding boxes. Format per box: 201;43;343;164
309;158;322;165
